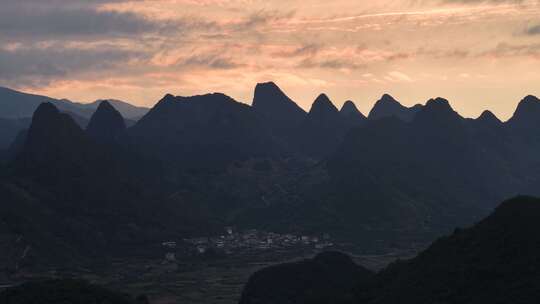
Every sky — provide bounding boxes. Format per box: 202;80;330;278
1;0;540;120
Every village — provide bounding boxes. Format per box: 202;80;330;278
161;227;335;260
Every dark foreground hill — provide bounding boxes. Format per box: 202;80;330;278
240;196;540;304
240;251;373;304
0;279;146;304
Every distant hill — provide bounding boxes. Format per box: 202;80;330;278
0;86;148;119
240;196;540;304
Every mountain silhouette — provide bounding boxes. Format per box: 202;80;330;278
86;100;126;143
368;94;422;122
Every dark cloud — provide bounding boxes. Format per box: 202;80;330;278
479;42;540;58
272;44;322;58
525;24;540;35
233;10;295;32
0;45;145;87
0;1;166;39
298;58;366;70
175;53;245;70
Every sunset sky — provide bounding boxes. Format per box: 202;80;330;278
1;0;540;120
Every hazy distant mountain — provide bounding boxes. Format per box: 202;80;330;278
340;100;366;127
368;94;422;122
240;251;373;304
129;93;280;168
240;196;540;304
86;100;126;143
0;117;27;149
0;86;148;120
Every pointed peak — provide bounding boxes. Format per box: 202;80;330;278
252;81;305;126
380;94;398;104
340;100;365;117
313;93;333;105
513;95;540;114
521;95;540;104
96;99;115;110
477;110;501;123
162;93;176;101
153;93;177;109
253;81;292;107
92;100;123;117
87;99;126;142
516;95;540;112
33;102;60;119
369;94;418;121
340;100;357;112
508;95;540;127
31;102;63;127
310;94;338;114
